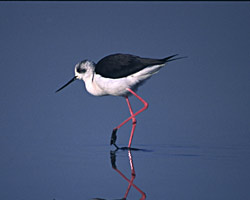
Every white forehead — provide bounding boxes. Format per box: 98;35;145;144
75;60;92;71
76;60;94;68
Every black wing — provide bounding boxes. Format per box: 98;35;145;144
95;53;179;79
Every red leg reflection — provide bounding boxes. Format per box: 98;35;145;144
111;150;146;199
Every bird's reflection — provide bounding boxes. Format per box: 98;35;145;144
92;149;146;200
110;149;146;200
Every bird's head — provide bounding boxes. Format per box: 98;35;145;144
74;60;95;80
55;60;95;93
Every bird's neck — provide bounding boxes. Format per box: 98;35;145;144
83;73;106;96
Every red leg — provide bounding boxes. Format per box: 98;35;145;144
110;88;149;148
126;97;137;148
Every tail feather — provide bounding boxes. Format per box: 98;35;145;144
162;54;187;63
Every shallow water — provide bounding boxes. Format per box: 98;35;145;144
2;140;249;200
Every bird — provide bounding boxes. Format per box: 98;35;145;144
56;53;185;149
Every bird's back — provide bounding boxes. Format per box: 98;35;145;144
95;53;177;79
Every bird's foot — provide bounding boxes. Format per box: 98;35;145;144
110;128;119;149
110;128;142;151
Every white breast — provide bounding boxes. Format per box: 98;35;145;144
83;64;165;97
90;74;132;96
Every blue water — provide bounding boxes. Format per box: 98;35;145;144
1;140;249;200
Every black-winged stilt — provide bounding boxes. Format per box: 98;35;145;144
56;53;184;149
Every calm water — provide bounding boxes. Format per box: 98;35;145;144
1;140;249;200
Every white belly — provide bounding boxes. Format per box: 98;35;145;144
84;64;164;97
87;75;132;96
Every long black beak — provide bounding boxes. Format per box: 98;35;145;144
55;76;77;93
